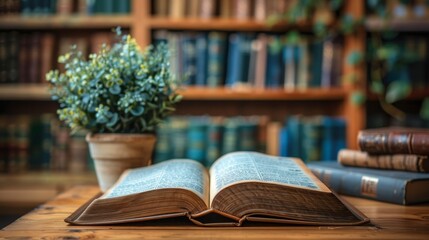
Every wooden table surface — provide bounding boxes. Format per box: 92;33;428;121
1;186;429;239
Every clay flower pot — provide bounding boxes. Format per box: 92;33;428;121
86;133;156;192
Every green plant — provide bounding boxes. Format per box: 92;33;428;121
46;29;182;134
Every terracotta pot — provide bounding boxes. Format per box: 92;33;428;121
86;133;156;192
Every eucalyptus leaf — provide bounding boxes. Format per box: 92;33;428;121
385;81;411;103
46;30;182;133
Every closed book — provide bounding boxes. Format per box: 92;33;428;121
153;0;168;17
225;33;242;87
309;40;323;87
237;118;258;151
321;38;334;88
180;32;198;85
195;33;208;86
266;121;281;156
0;32;7;83
169;0;185;18
265;36;283;88
169;117;188;159
308;162;429;205
205;117;223;167
113;0;130;14
321;117;346;161
199;0;215;19
296;39;310;90
6;31;19;83
186;117;208;164
40;33;55;83
338;149;429;173
358;127;429;155
154;122;172;164
301;116;323;162
206;32;227;87
253;34;267;89
221;118;239;154
286;115;302;158
283;43;296;90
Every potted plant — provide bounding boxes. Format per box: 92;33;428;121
46;29;182;191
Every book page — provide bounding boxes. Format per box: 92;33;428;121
101;160;210;206
209;152;329;203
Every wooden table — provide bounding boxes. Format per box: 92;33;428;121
1;186;429;239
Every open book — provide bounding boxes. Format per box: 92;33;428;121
66;152;369;226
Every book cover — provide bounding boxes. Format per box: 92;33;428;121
338;149;429;173
358;127;429;155
207;32;227;87
195;33;208;86
308;161;429;205
265;36;283;88
205;117;223;167
186;117;208;164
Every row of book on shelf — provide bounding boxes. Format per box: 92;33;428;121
153;114;346;166
0;30;115;84
152;0;320;21
308;127;429;205
0;0;131;16
0;113;346;173
0;114;92;173
154;30;343;89
367;35;429;89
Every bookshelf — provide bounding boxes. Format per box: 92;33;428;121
0;0;366;194
364;13;429;128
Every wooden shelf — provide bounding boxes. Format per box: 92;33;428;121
148;17;312;32
0;15;132;30
0;84;348;101
180;87;348;101
367;88;429;101
0;84;50;100
366;17;429;32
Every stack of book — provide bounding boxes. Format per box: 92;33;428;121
308;127;429;205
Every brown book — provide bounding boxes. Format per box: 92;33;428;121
338;149;429;173
358;127;429;155
65;152;369;226
39;33;55;83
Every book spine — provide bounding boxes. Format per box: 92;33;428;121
207;32;226;87
154;122;172;164
265;36;283;88
186;118;207;164
358;131;429;155
205;118;223;167
308;164;409;205
195;33;208;86
338;149;429;173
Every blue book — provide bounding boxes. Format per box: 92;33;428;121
265;36;283;88
186;117;208;164
207;32;227;87
225;33;243;87
114;0;130;14
321;117;346;161
279;126;289;157
285;115;302;158
180;33;198;85
195;33;208;86
301;117;323;162
310;40;323;87
308;162;429;205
